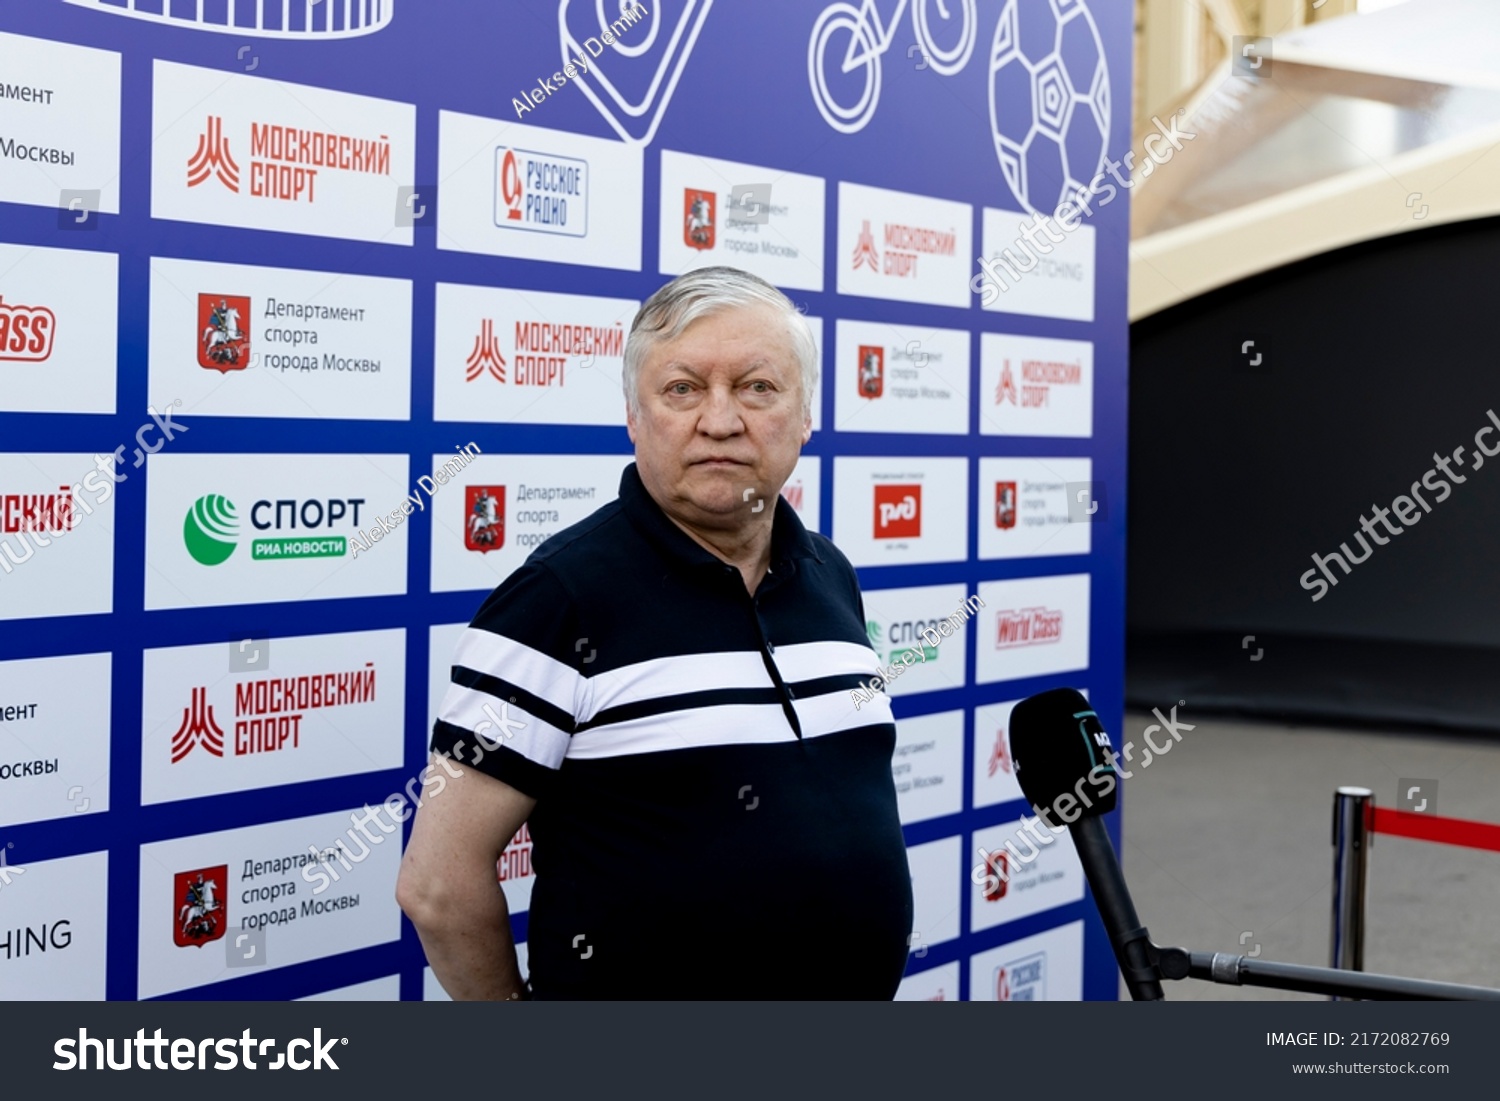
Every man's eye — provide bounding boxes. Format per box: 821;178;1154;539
669;383;693;395
748;381;771;393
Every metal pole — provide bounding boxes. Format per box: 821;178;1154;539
1331;786;1372;992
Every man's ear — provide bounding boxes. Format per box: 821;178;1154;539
625;401;638;444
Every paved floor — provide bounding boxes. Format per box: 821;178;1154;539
1117;709;1500;1000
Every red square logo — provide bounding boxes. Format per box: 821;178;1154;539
465;486;505;552
174;865;228;948
197;294;251;373
995;481;1017;529
684;188;715;250
873;484;921;539
857;344;884;398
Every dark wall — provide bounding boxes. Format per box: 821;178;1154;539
1129;216;1500;651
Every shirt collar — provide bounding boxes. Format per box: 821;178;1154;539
617;461;823;571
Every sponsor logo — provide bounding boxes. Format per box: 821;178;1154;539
998;355;1083;409
851;219;879;271
465;486;505;553
0;296;57;362
187;112;392;204
857;344;884;399
183;495;240;565
1;485;75;533
174;865;228;948
183;494;363;564
684;187;715;250
996;607;1064;648
995;361;1019;405
171;686;226;763
983;849;1008;902
495;147;587;236
995;482;1017;530
987;729;1012;777
465;319;507;382
197;294;251;373
497;823;532;884
187;116;240;192
873;484;921;539
995;952;1046;1001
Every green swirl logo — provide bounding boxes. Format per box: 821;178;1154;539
183;494;239;566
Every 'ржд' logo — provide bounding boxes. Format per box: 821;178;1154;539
857;344;883;399
183;495;239;566
174;865;228;948
466;486;505;552
0;296;57;362
873;484;921;539
187;116;240;192
995;481;1017;530
494;147;588;236
466;319;507;382
684;188;715;250
171;686;226;763
198;294;251;373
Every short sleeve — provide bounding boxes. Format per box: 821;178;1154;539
430;560;585;799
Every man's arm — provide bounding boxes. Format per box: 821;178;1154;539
396;754;537;1000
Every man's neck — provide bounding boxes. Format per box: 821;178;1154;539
662;511;775;595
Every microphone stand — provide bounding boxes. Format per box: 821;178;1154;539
1073;818;1500;1001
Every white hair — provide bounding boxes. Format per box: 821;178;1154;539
622;266;819;420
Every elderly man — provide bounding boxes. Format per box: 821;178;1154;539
397;266;913;999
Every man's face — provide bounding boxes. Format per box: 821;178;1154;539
627;304;811;531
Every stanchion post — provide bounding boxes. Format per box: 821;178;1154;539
1330;786;1373;993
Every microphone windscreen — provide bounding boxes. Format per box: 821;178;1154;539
1009;687;1119;821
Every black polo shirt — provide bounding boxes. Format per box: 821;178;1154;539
432;461;913;999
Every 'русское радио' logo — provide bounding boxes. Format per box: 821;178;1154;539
183;494;362;565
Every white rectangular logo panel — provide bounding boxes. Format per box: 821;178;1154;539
0;453;115;621
136;809;401;998
977;457;1092;560
894;960;960;1001
980;209;1095;321
151;60;416;245
149;257;412;420
0;652;111;827
833;320;970;435
979;333;1094;438
970;818;1084;933
658;150;825;291
837;182;972;307
143;453;410;610
0;32;121;213
974;574;1091;685
893;710;964;825
433;283;634;426
0;243;118;414
862;584;971;698
141;629;406;804
972;690;1087;811
430;453;630;593
832;457;968;567
438;112;642;270
0;851;108;1000
967;921;1085;1001
906;835;961;952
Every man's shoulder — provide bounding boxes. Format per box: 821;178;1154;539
525;497;637;578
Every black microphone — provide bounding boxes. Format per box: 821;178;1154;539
1009;687;1165;1001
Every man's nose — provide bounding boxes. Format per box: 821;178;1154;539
698;387;745;436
